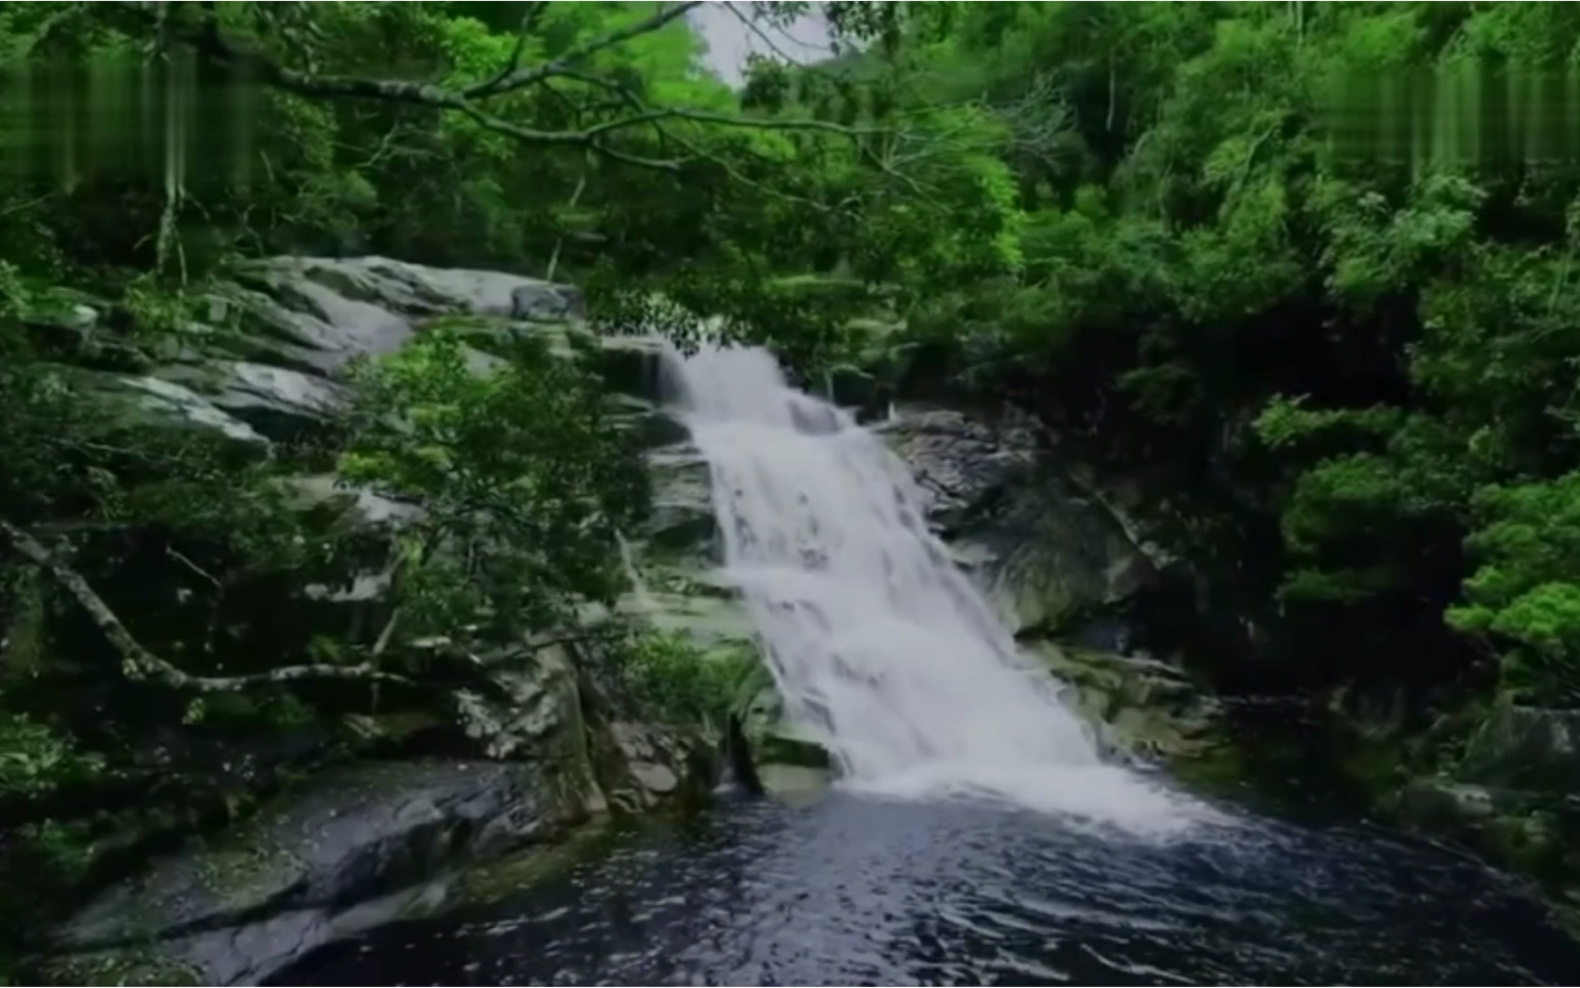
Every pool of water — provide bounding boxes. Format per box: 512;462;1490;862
269;789;1580;986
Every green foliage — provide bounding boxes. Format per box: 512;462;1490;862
0;713;103;799
619;632;752;730
1450;474;1580;707
858;1;1580;702
340;328;648;641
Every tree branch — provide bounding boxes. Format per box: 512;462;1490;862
0;519;411;692
465;3;546;100
105;0;878;176
461;2;706;100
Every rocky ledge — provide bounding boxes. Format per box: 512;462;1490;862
1381;702;1580;927
20;256;707;985
45;762;558;985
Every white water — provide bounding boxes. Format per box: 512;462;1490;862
662;342;1209;836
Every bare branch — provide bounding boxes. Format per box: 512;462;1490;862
721;2;828;72
1;519;412;692
462;2;706;100
165;545;220;587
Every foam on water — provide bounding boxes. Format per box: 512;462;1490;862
662;342;1213;837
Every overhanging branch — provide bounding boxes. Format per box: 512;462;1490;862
108;0;880;176
1;519;412;692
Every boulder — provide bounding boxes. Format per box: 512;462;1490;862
643;443;718;554
876;407;1031;531
608;396;691;450
150;359;347;442
879;405;1159;634
1025;641;1222;765
241;256;578;324
43;760;572;986
1459;704;1580;793
601;720;715;812
62;367;271;458
588;334;668;401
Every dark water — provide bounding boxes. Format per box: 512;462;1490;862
270;790;1580;986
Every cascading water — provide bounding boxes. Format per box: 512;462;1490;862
663;342;1205;835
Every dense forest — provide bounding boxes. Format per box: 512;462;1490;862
6;0;1580;972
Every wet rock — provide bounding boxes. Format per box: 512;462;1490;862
877;407;1032;529
615;587;758;649
644;443;717;554
609;396;691;450
628;760;679;794
599;553;831;799
1460;704;1580;792
61;366;270;457
601;721;714;812
452;645;597;794
43;760;569;986
284;474;424;531
247;256;576;323
880;406;1158;634
729;656;834;795
511;282;581;322
825;365;881;418
594;334;669;401
1397;778;1503;826
230;271;413;375
1026;641;1222;764
150;359;347;442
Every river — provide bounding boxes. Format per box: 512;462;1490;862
274;342;1580;985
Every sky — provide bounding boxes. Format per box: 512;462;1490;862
686;2;834;86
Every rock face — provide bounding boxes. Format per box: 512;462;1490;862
870;404;1220;766
1025;642;1222;765
27;257;715;984
876;405;1164;636
46;762;559;985
1393;702;1580;923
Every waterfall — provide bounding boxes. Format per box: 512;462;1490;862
662;341;1200;834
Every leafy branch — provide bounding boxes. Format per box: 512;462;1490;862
106;0;881;174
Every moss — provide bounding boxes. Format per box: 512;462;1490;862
449;818;619;907
753;723;832;770
194;844;301;907
1483;812;1566;876
36;947;202;987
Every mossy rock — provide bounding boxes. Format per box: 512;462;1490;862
1028;641;1221;764
753;721;833;771
52;761;562;954
36;947;203;987
733;681;833;794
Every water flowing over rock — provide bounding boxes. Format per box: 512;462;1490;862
877;405;1165;636
660;342;1200;831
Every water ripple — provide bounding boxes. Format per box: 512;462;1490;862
272;793;1580;987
